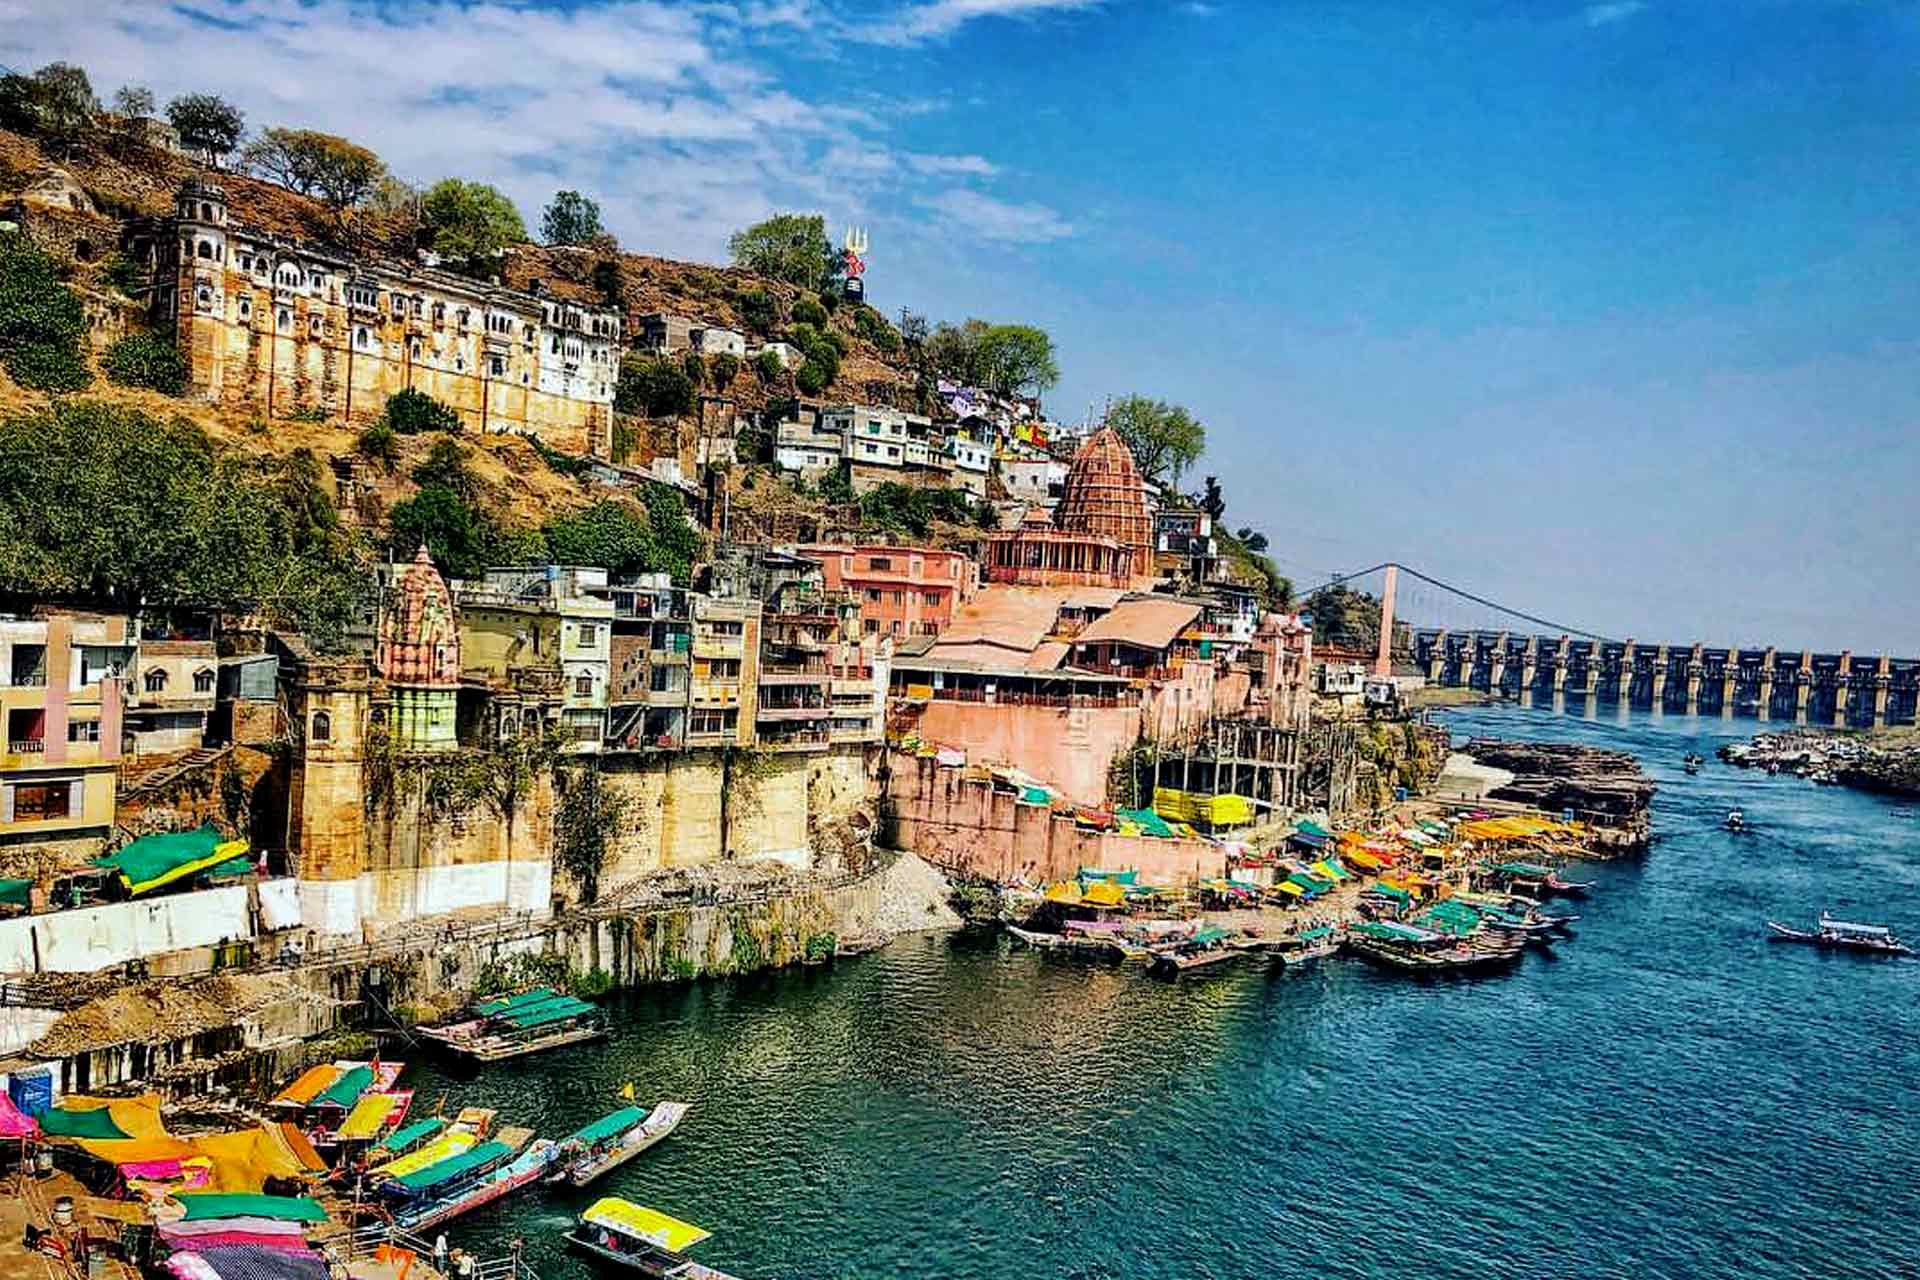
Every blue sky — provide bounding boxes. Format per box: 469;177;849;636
7;0;1918;650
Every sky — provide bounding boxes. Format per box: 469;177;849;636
3;0;1918;651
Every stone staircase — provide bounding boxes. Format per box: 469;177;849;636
118;743;233;801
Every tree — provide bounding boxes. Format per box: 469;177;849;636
739;289;778;332
542;501;658;576
1107;394;1205;486
29;63;99;153
727;213;836;292
974;323;1057;395
383;388;462;435
421;179;526;270
410;437;479;499
552;765;631;904
166;93;246;166
101;332;187;394
243;128;385;207
0;232;90;393
111;85;155;119
1200;475;1226;522
367;175;421;218
1236;527;1269;553
613;356;693;418
541;190;603;245
387;485;488;579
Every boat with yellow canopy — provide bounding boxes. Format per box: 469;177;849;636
565;1196;743;1277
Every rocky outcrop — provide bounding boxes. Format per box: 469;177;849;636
1460;738;1656;851
1721;729;1920;797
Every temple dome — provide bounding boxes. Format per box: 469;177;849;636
376;546;460;688
1055;426;1153;580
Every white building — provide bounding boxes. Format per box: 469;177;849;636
690;326;747;357
999;456;1069;508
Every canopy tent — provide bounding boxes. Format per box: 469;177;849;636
1076;868;1137;886
493;992;582;1023
567;1107;647;1148
1041;882;1082;906
1365;884;1413;907
312;1066;373;1110
94;826;249;896
1458;816;1567;840
1296;925;1335;942
1190;926;1230;946
505;1000;597;1032
376;1117;444;1156
1115;807;1176;839
1492;862;1553;878
0;1091;38;1138
1152;787;1253;826
1344;849;1385;872
41;1105;131;1141
188;1127;311;1193
1287;830;1330;851
393;1140;509;1191
1416;900;1486;938
175;1193;328;1223
1078;881;1126;909
581;1198;712;1253
474;987;564;1017
0;877;31;907
336;1093;403;1141
270;1066;339;1109
271;1124;326;1174
1295;819;1334;839
1271;880;1306;898
375;1132;476;1179
1350;920;1443;944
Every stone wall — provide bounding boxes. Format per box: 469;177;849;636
884;755;1225;885
902;699;1141;808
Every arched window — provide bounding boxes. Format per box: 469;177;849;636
195;284;213;311
199;202;212;220
237;297;251;322
196;241;213;259
277;308;292;333
143;668;168;692
354;326;371;350
193;668;215;693
432;302;445;323
308;315;323;339
310;710;331;741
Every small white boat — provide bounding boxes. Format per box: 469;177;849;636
1724;809;1746;832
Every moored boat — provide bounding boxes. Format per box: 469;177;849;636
1543;873;1595;898
398;1137;560;1231
1766;913;1913;957
565;1196;745;1279
419;987;608;1063
555;1102;690;1188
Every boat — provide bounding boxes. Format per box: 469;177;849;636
1150;926;1239;974
399;1138;561;1232
1683;753;1704;775
565;1197;745;1279
1766;914;1913;957
418;987;608;1063
1004;924;1066;950
554;1102;690;1188
1543;873;1595;898
1724;809;1746;832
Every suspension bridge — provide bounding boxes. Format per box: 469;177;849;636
1297;563;1920;728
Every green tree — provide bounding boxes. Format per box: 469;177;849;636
739;289;778;332
541;190;603;245
552;765;631;905
709;352;740;386
791;295;827;328
613;356;694;417
640;484;701;584
0;232;90;393
388;485;489;579
974;324;1057;395
29;63;99;153
542;500;658;576
356;421;398;468
421;179;527;270
754;349;784;382
1108;394;1206;486
383;387;462;435
165;93;246;166
410;437;479;498
852;305;901;353
101;332;187;394
727;213;838;292
243;128;386;207
111;85;155;119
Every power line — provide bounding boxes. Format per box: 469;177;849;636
1298;562;1619;644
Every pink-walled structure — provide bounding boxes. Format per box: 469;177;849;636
903;695;1142;809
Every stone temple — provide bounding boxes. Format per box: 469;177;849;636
375;547;460;752
984;425;1156;590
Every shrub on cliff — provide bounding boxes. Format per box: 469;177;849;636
613;356;694;418
102;332;187;394
754;349;784;382
0;232;91;393
383;387;461;435
709;352;740;387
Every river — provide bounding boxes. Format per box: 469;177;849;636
408;705;1920;1280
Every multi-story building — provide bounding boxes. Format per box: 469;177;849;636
456;566;614;750
998;456;1070;510
1;613;130;854
147;179;620;454
774;413;845;480
944;427;991;498
606;575;692;751
688;596;761;747
1156;508;1220;583
825;404;963;494
796;544;979;640
690;326;746;357
636;313;695;354
125;630;218;755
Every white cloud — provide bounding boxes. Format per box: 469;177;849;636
861;0;1103;46
1181;2;1221;16
0;0;1061;262
920;188;1074;243
1583;1;1648;27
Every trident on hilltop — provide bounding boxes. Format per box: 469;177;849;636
841;225;869;279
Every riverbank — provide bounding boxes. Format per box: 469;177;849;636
1720;727;1920;797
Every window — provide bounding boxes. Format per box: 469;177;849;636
923;592;941;607
143;668;168;693
887;447;900;458
193;668;215;694
354;326;371;350
489;355;505;377
870;557;892;570
892;591;905;605
864;619;879;634
865;589;881;602
237;297;251;322
308;315;323;339
276;307;292;333
310;710;331;742
8;782;71;821
575;674;594;697
196;240;212;259
578;624;598;646
67;718;99;743
432;302;445;323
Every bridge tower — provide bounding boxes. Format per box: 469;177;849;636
1490;632;1508;694
1426;629;1447;684
1796;650;1811;721
1685;644;1703;716
1835;651;1853;727
1873;656;1891;727
1757;647;1775;721
1372;563;1398;678
1650;645;1668;710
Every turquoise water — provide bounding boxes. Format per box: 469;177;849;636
410;706;1920;1279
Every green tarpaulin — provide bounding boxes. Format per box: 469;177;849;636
506;1000;596;1032
177;1193;328;1223
1191;927;1230;946
381;1118;444;1153
568;1107;647;1147
395;1140;509;1191
94;825;240;895
206;856;255;879
475;987;562;1016
314;1065;373;1110
1493;862;1552;877
1367;885;1413;906
1117;807;1176;839
39;1106;130;1140
0;878;30;907
1296;819;1334;839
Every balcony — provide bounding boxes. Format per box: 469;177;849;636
692;637;743;660
755;703;831;722
759;669;830;686
7;738;45;755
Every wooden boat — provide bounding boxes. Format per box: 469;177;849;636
1683;753;1704;775
555;1102;690;1188
399;1138;560;1231
419;987;608;1063
1543;873;1595;898
565;1197;745;1279
1767;914;1913;957
1150;926;1239;974
1004;924;1066;950
1725;809;1747;832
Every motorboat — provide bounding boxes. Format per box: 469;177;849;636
565;1197;745;1278
1767;914;1912;957
1683;753;1704;775
1724;809;1746;832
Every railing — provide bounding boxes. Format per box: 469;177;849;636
345;1222;542;1280
8;738;45;753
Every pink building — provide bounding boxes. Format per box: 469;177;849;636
797;544;979;640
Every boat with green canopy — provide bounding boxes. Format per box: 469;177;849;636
565;1197;744;1278
553;1101;691;1187
420;986;608;1062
